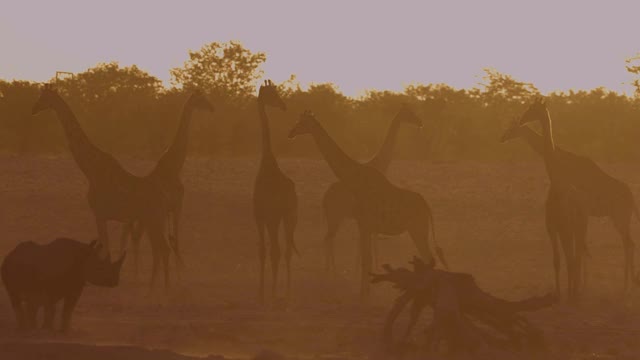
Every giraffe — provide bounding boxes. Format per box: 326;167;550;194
289;110;447;298
253;80;298;303
503;99;639;293
323;105;423;273
31;84;173;291
502;99;587;301
120;91;214;278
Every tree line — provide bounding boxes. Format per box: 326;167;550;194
1;41;639;162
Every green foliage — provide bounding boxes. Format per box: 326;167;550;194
52;63;167;155
170;41;266;101
479;68;540;105
626;54;640;97
1;50;640;162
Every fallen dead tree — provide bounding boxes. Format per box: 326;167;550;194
371;257;556;357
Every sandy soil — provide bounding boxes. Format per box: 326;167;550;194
1;155;640;359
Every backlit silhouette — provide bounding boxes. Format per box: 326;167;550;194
504;104;639;295
121;91;214;279
322;104;423;273
506;99;589;302
372;257;554;355
31;85;173;292
502;98;639;300
1;238;125;332
253;80;298;303
289;110;446;298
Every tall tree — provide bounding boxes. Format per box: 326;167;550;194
478;68;540;105
626;53;640;97
170;41;266;101
59;62;162;103
55;62;164;154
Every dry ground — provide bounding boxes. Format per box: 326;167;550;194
1;155;640;359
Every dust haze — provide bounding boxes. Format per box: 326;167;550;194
2;3;640;360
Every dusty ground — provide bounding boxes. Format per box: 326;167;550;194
1;154;640;359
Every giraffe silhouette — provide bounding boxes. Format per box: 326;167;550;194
31;84;173;292
323;104;423;273
502;115;639;293
253;80;298;303
121;91;214;279
289;110;447;299
503;98;590;301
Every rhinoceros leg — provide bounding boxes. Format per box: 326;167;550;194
25;302;38;330
43;300;56;330
8;293;25;331
61;290;82;333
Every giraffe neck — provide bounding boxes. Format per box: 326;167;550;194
49;93;106;179
366;115;403;173
151;100;194;178
309;120;360;184
258;101;276;162
538;109;557;181
519;126;544;156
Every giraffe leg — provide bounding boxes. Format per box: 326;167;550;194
324;213;341;274
408;221;435;266
131;223;144;281
119;222;132;255
147;220;171;293
256;219;267;304
283;211;297;300
96;217;110;259
372;234;382;269
170;203;185;272
266;221;281;301
557;226;576;303
164;211;180;285
573;213;588;298
323;188;350;274
356;221;373;300
612;212;634;293
147;230;161;296
546;214;562;298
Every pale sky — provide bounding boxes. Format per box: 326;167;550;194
1;0;638;96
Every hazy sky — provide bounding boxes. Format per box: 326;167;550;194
1;0;639;96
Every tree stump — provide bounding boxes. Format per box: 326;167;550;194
371;257;556;357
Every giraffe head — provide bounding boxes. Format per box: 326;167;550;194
395;103;423;128
258;79;286;111
500;117;524;143
31;83;58;115
519;97;548;125
288;110;319;139
186;90;214;113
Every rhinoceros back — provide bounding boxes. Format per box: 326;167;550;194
1;238;88;303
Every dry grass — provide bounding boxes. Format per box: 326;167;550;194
1;155;640;359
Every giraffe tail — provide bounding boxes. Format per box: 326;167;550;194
168;235;185;269
579;232;591;259
632;197;640;224
428;209;448;270
287;213;300;257
287;227;300;257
